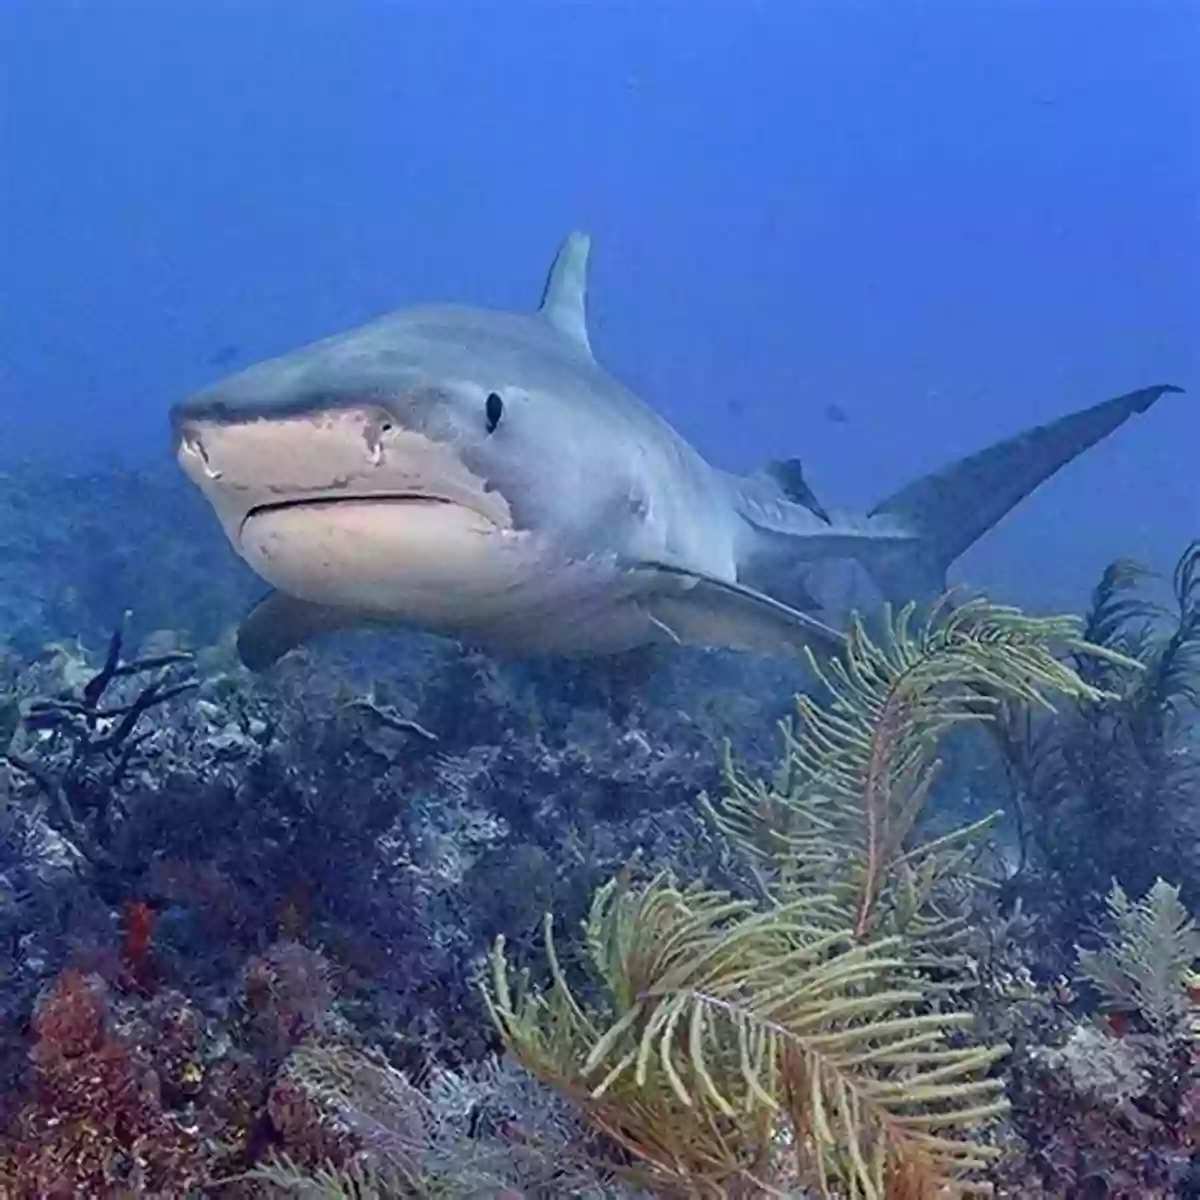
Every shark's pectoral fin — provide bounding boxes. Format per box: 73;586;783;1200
631;561;845;658
236;591;364;671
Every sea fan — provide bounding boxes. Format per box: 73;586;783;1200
990;541;1200;943
487;874;1008;1198
486;595;1108;1198
1077;877;1200;1037
706;596;1111;943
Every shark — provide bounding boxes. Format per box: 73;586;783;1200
170;232;1182;672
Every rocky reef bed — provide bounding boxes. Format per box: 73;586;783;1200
0;463;1197;1197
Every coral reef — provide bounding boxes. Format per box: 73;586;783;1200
997;877;1200;1196
990;542;1200;956
0;459;1197;1197
486;598;1106;1196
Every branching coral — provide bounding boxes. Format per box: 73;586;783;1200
4;468;1196;1198
3;620;197;902
227;1045;624;1198
1;968;206;1196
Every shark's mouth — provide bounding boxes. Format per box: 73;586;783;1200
236;492;526;616
241;492;458;531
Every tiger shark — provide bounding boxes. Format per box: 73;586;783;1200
170;232;1181;671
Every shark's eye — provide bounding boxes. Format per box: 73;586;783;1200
485;391;504;434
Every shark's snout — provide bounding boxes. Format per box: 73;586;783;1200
176;404;507;520
175;403;524;617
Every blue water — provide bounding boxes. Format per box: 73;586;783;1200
2;1;1196;611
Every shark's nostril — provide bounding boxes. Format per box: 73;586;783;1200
365;410;395;466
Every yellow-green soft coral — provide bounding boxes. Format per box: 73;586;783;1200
485;595;1118;1198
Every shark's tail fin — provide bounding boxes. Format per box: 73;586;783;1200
857;384;1182;605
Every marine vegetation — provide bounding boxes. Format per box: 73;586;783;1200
991;540;1200;954
0;494;1198;1197
485;598;1115;1198
1002;877;1200;1195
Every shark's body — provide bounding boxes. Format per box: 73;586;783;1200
170;232;1181;671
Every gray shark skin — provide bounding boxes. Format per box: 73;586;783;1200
169;232;1182;671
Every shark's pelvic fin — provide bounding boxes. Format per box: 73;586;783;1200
863;383;1184;604
538;231;593;359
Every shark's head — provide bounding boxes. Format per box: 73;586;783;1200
170;234;653;632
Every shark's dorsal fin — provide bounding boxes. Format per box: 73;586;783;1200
752;457;832;524
538;231;593;359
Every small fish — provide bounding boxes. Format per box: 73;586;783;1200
206;344;241;367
